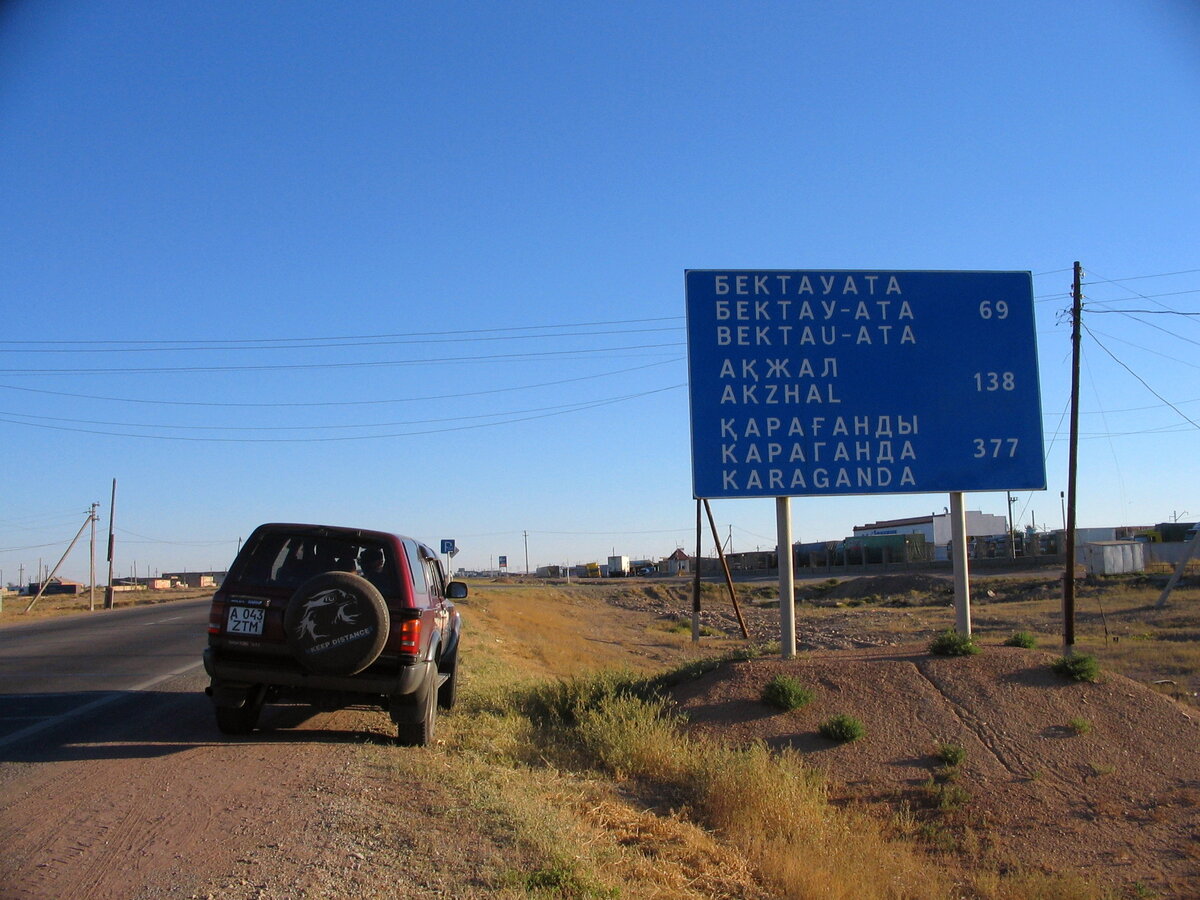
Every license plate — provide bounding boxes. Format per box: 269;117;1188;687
226;605;265;636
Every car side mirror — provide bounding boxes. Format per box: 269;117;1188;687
446;581;468;600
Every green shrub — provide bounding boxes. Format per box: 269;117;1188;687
512;860;618;899
1051;653;1100;683
934;742;966;767
1003;631;1037;649
928;630;980;657
761;674;815;711
923;779;970;811
1067;717;1093;735
819;714;865;742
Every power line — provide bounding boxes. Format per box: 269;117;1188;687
1083;267;1200;284
0;341;686;376
1044;397;1200;416
1088;306;1200;316
0;358;684;408
1089;328;1200;369
0;323;686;354
0;384;686;443
0;385;686;433
0;316;686;348
1082;323;1200;431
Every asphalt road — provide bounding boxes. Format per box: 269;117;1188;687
0;598;211;752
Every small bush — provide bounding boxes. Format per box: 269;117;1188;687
928;630;980;657
761;674;815;711
663;617;717;636
1067;717;1093;735
514;860;618;899
1051;653;1100;683
934;742;966;767
923;778;971;811
819;714;865;742
1003;631;1037;649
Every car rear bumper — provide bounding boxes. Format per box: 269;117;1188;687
203;647;428;697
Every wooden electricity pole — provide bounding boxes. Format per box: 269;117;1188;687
104;478;117;609
1063;262;1083;651
89;502;98;611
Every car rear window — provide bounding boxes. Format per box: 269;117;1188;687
233;532;399;596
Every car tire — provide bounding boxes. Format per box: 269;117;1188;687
214;685;265;735
284;572;390;676
395;664;438;747
436;647;458;710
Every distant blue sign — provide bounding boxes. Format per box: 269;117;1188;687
440;539;457;555
685;270;1046;498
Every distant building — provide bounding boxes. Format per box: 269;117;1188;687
27;578;84;595
129;577;173;590
664;548;690;576
161;571;223;588
854;511;1008;561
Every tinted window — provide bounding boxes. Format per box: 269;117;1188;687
423;556;444;598
233;531;398;595
403;540;428;593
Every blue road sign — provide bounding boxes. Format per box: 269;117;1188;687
440;539;456;555
685;270;1046;499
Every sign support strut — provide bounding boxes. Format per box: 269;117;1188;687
949;491;972;635
777;496;796;658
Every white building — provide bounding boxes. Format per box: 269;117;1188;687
853;511;1009;561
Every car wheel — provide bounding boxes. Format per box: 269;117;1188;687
284;572;389;676
395;664;438;747
436;648;458;710
214;685;265;735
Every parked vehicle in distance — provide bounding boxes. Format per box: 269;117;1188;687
203;523;465;745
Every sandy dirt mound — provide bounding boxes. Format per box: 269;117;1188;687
801;573;955;602
668;645;1200;895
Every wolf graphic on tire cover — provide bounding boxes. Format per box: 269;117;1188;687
284;572;390;675
294;588;359;642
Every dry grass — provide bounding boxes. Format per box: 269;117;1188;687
444;636;957;898
354;579;1149;897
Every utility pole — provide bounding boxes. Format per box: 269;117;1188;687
89;502;99;611
1006;491;1016;560
523;530;529;576
1063;261;1083;652
104;478;117;609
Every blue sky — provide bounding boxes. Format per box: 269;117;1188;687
2;0;1197;583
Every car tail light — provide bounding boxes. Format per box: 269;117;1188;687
208;598;226;634
398;618;421;654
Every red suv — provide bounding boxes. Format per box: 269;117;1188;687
203;523;465;745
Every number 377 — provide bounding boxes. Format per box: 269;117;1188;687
974;438;1019;458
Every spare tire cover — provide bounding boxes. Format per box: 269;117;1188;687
284;572;390;676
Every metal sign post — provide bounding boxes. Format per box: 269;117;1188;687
440;539;458;578
949;491;972;635
777;496;796;657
